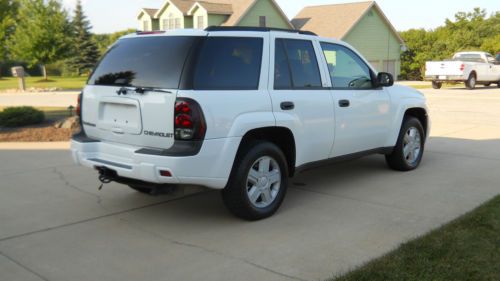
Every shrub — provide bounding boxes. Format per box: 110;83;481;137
0;107;45;127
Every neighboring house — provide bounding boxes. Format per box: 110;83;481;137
138;0;293;31
292;1;405;78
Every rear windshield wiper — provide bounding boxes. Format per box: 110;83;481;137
117;86;172;95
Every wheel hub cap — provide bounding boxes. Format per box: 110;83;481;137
246;156;281;208
403;127;422;166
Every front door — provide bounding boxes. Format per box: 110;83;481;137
319;42;392;157
269;35;335;167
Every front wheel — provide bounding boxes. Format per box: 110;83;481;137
386;117;425;171
432;81;442;89
222;141;288;221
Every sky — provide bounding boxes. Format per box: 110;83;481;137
61;0;499;34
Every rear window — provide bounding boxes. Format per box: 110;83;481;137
88;36;199;89
453;54;485;63
193;37;263;90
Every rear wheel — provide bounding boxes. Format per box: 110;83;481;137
222;141;288;221
484;83;491;87
432;81;442;89
465;73;476;90
386;117;425;171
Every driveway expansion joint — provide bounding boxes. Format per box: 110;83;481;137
0;250;51;281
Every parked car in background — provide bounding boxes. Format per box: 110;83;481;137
425;51;500;89
71;27;429;220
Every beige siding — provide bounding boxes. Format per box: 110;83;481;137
192;7;208;29
158;3;185;30
342;8;402;78
237;0;290;28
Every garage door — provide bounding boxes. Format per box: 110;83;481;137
383;60;396;76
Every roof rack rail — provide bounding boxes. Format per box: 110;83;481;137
204;26;317;36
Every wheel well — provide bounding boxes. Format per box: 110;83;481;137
239;127;296;177
469;71;477;78
404;108;428;136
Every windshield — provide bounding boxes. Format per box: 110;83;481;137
88;36;200;89
453;54;485;63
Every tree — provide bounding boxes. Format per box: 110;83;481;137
399;8;500;80
68;0;100;75
0;0;19;77
7;0;72;80
93;29;136;56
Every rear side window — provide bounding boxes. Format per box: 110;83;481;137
88;36;199;89
274;39;322;89
193;37;263;90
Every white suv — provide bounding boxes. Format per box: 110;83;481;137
72;27;430;220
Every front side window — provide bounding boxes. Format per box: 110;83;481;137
193;37;263;90
321;43;373;89
274;39;322;89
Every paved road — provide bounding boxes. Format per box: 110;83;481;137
0;92;79;108
1;86;500;281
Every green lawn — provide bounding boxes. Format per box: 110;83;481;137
0;76;86;91
331;195;500;281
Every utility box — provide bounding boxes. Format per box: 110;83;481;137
11;66;26;91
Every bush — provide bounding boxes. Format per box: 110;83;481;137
0;107;45;127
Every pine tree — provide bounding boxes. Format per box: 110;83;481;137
69;0;99;76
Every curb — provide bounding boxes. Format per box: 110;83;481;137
0;142;70;150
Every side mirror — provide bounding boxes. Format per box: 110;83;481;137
376;72;394;87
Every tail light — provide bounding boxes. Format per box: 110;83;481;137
76;93;82;117
174;98;206;141
460;64;465;71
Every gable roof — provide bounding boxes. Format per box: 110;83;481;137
137;8;159;19
154;0;196;17
146;0;293;28
192;1;233;15
292;1;404;44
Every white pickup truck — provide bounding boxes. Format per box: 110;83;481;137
425;52;500;89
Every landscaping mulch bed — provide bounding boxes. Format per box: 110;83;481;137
0;126;74;142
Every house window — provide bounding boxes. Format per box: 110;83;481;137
163;19;168;30
197;16;204;29
175;18;181;29
259;16;266;27
169;18;175;29
143;20;149;31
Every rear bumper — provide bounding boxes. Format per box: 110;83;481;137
424;75;465;82
71;136;242;189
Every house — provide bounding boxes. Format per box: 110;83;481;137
292;1;405;78
137;0;293;31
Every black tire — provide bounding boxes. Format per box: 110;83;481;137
222;141;289;221
385;117;425;171
484;83;491;87
497;83;500;88
465;73;476;90
432;81;442;89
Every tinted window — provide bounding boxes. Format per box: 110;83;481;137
193;37;263;90
274;39;292;89
321;43;373;89
275;39;322;89
88;36;199;89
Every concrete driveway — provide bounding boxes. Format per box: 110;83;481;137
1;86;500;281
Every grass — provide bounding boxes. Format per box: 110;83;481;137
0;76;86;91
331;195;500;281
